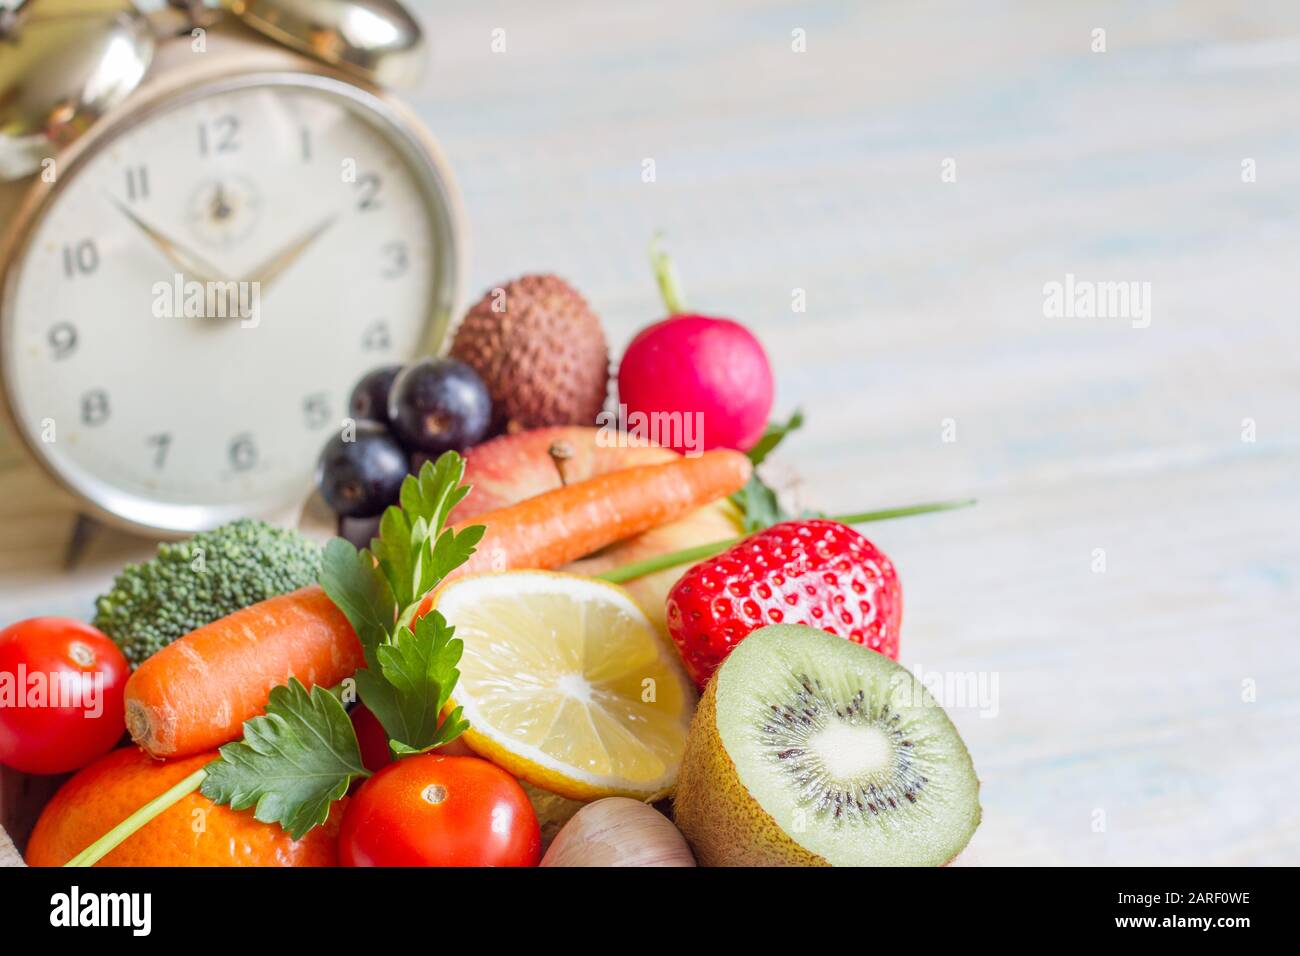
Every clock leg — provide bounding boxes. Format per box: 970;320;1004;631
62;512;102;571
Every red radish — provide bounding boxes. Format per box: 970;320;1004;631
617;239;774;453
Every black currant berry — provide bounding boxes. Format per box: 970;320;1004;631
317;421;408;518
348;364;403;425
388;357;492;454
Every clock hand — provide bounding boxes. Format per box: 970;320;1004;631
245;216;338;293
210;182;233;221
112;198;227;286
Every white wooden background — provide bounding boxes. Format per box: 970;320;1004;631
3;0;1299;865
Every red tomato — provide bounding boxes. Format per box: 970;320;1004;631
340;754;541;867
0;618;129;774
349;704;393;774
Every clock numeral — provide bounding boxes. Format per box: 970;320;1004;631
199;114;240;156
47;322;78;359
361;319;391;351
300;127;312;162
147;432;172;470
62;240;99;278
303;393;330;429
228;433;258;471
381;241;408;278
355;173;382;211
81;390;109;427
125;166;150;202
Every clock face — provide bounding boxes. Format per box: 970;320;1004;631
1;75;458;533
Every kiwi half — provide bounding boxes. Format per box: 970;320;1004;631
673;625;980;866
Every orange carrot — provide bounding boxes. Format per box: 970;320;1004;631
454;448;752;576
125;587;364;759
410;448;753;618
125;449;750;759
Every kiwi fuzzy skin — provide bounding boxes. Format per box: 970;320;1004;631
673;677;828;867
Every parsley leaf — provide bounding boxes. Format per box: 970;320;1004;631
378;612;469;756
400;451;472;531
424;525;486;596
199;679;366;840
319;537;395;650
731;409;807;532
320;452;483;753
372;506;421;609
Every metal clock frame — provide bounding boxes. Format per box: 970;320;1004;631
0;70;465;535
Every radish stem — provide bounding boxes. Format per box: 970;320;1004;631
650;233;688;314
824;498;976;526
596;498;975;583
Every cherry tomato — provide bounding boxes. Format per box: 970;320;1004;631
340;754;541;867
0;618;129;774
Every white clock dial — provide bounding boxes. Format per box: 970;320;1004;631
1;75;459;533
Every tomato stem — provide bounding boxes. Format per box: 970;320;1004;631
64;766;209;867
595;498;976;584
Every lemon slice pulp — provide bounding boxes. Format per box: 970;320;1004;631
432;571;697;800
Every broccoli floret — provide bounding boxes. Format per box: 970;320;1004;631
93;519;322;666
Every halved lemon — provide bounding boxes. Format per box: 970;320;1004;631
432;571;698;801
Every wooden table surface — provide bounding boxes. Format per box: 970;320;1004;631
3;0;1298;865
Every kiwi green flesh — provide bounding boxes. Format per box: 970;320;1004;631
715;625;980;866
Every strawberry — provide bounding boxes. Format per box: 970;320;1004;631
665;519;901;689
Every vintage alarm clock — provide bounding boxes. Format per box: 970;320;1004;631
0;0;464;535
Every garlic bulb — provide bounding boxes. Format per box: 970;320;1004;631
540;798;696;867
